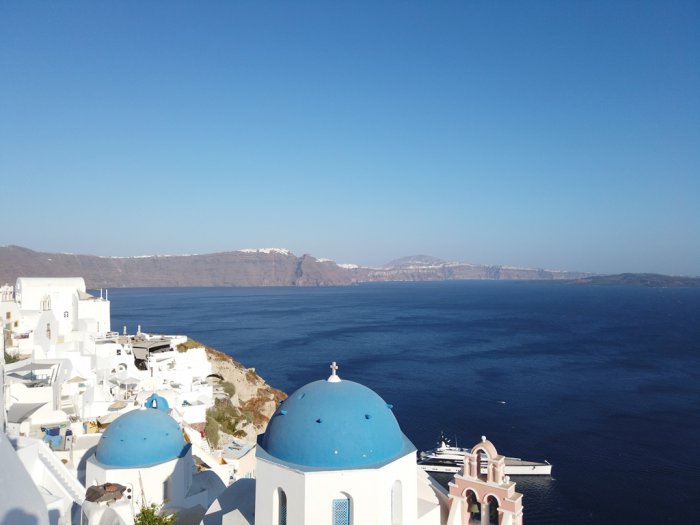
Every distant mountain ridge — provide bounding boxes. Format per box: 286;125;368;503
1;245;592;288
572;273;700;288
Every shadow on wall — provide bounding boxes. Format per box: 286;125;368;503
1;508;41;525
77;444;98;485
202;478;256;525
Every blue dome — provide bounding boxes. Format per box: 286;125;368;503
144;393;169;412
261;379;409;468
96;408;187;468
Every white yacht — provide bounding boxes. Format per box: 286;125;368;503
418;435;552;476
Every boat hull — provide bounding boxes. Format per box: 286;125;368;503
418;462;552;476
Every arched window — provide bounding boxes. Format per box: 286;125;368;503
279;489;287;525
485;494;501;524
464;490;479;521
332;494;351;525
274;488;287;525
391;480;403;525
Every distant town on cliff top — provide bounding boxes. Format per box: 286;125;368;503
0;245;698;288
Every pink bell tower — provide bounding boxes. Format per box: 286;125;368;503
446;437;523;525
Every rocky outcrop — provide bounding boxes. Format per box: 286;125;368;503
178;338;286;442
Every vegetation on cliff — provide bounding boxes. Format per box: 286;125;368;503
205;399;248;447
178;337;286;444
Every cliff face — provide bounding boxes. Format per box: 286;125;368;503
0;245;591;287
189;340;286;442
0;245;355;288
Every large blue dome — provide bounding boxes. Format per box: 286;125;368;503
96;408;187;468
261;378;410;468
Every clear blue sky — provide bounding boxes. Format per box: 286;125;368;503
1;1;698;275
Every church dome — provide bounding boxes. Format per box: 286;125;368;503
95;407;186;468
261;376;409;468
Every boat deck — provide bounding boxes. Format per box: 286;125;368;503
504;459;546;467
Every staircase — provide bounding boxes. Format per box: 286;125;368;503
59;395;75;415
37;441;85;505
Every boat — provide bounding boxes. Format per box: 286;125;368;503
418;434;552;476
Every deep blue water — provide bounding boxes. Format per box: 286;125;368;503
108;281;700;524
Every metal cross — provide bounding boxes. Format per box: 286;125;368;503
330;361;339;376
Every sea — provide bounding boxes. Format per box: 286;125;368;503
108;281;700;524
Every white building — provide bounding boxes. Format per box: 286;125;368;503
202;365;449;525
11;278;111;357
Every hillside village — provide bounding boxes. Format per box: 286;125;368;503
1;278;285;524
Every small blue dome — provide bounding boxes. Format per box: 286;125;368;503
144;393;169;412
261;379;408;468
96;408;186;468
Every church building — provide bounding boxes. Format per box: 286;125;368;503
202;364;450;525
82;394;224;525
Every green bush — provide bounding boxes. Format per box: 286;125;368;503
205;416;220;449
205;398;246;443
134;503;175;525
176;338;203;353
221;381;236;397
4;351;20;364
240;410;254;423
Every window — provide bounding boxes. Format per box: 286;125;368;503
5;312;10;320
279;489;287;525
63;311;69;318
274;488;287;525
332;497;351;525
